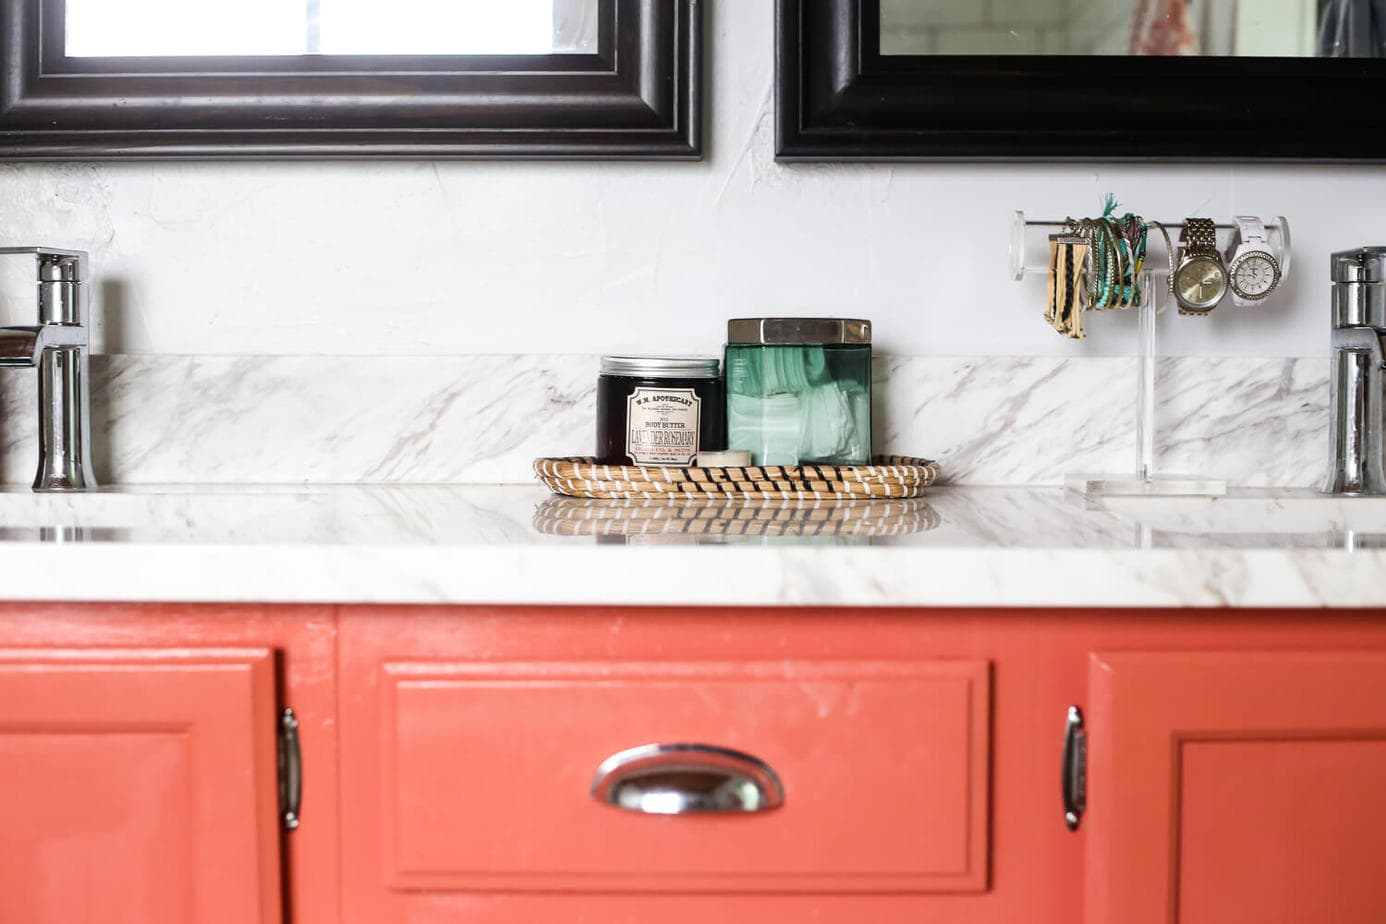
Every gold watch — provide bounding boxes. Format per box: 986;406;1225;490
1171;218;1228;316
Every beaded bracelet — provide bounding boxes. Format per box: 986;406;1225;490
1108;216;1141;308
1120;214;1148;308
1091;219;1122;311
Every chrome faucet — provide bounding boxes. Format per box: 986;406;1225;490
1324;247;1386;495
0;247;97;492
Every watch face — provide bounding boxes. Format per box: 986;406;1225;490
1231;252;1280;300
1175;256;1228;310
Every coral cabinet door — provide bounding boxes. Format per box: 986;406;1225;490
1085;651;1386;924
0;647;284;924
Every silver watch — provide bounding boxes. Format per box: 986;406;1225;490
1224;216;1282;306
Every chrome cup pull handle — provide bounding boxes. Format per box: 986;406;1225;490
591;743;785;814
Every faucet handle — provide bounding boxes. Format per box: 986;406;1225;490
1331;247;1386;329
0;247;87;273
1332;247;1386;285
29;252;85;326
0;246;88;325
38;252;83;284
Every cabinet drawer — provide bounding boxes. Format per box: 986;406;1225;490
375;659;990;894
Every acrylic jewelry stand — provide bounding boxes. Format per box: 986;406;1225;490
1009;211;1292;497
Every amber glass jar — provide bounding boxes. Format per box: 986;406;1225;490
596;356;724;466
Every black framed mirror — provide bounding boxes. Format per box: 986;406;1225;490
0;0;700;159
777;0;1386;161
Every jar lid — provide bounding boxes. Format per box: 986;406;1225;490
1332;247;1386;284
727;318;871;345
600;355;721;378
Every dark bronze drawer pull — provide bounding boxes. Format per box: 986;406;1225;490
1063;705;1087;832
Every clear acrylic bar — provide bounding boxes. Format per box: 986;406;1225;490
1009;212;1291;283
1010;211;1293;496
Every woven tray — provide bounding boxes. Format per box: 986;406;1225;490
534;455;939;500
534;495;941;538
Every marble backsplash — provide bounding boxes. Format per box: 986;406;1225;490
0;354;1329;487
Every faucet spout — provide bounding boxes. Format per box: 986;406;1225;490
0;325;88;368
1323;328;1386;495
0;247;97;492
0;327;41;367
1331;326;1386;370
1325;245;1386;495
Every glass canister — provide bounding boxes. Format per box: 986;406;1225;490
596;355;724;466
724;318;872;466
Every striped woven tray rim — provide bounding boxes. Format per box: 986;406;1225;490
534;455;940;500
535;455;937;483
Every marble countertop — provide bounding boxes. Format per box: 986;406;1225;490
0;484;1383;608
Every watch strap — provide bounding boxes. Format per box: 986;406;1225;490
1180;218;1219;257
1233;215;1268;248
1151;221;1177;297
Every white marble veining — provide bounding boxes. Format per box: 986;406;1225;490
1;354;594;485
874;355;1136;484
1156;357;1327;487
0;485;1381;607
0;354;1334;488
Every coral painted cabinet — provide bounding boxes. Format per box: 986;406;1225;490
0;603;342;924
0;647;284;924
1085;651;1386;924
338;609;996;924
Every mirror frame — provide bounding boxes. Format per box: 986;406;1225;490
0;0;701;159
777;0;1386;161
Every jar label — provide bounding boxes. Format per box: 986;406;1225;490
626;387;701;465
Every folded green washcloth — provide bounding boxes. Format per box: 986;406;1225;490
727;346;869;466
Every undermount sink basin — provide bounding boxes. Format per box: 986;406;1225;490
0;487;330;542
1100;492;1386;545
0;485;540;546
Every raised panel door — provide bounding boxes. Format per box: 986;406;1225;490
0;602;341;924
1085;650;1386;924
0;647;283;924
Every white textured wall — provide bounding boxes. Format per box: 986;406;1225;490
0;0;1381;359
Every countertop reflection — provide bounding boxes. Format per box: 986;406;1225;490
0;483;1382;550
0;484;1384;607
533;496;941;545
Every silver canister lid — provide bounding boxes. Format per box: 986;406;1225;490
727;318;871;345
1331;247;1386;284
599;355;721;378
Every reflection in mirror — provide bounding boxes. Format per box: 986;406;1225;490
65;0;599;57
880;0;1379;58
